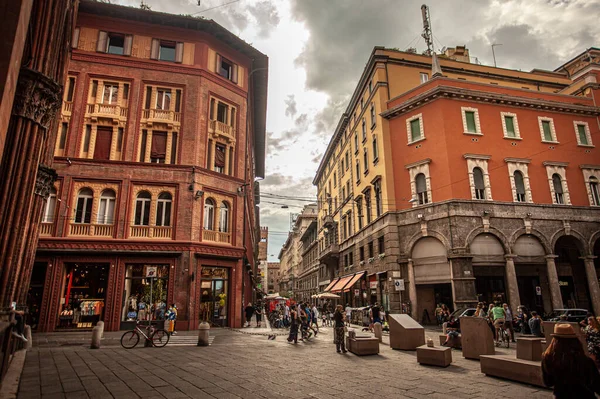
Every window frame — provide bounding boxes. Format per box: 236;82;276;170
158;40;177;62
134;191;152;226
544;162;570;205
461;107;482;135
420;73;429;84
203;198;216;230
97;189;116;225
155;192;172;227
218;202;230;233
43;187;58;223
574;121;593;147
406;113;424;144
538;117;558;143
74;188;94;224
501;112;521;139
370;103;376;129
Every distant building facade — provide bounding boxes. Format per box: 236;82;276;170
267;262;280;294
29;1;268;332
314;46;600;322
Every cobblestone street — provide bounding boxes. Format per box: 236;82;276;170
17;327;552;399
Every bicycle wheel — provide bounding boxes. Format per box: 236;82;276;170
121;331;140;349
151;329;170;347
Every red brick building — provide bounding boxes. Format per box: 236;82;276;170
28;1;267;332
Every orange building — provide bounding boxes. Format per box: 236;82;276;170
28;1;267;332
315;46;600;321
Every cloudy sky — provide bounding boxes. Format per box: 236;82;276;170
116;0;599;261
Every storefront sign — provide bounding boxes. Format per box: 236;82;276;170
536;286;542;295
354;289;360;297
369;281;378;289
146;266;157;278
559;281;569;287
394;279;405;291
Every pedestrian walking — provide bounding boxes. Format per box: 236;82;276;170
255;302;262;327
542;323;600;398
529;311;544;337
244;302;254;327
311;303;320;334
345;303;352;327
166;304;178;335
518;305;532;335
584;316;600;368
333;304;347;353
503;303;516;342
287;305;299;344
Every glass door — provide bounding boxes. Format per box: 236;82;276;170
199;267;229;327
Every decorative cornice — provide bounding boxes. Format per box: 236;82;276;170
382;84;600;119
580;164;600;170
463;153;491;160
543;161;569;167
504;157;531;164
405;158;432;169
12;68;62;129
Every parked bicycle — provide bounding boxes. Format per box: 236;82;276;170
121;321;170;349
496;323;510;348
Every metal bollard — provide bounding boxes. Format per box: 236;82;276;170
24;325;32;350
197;321;210;346
96;321;104;339
374;322;382;342
90;326;102;349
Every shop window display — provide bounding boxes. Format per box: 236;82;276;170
199;266;229;327
122;265;169;325
57;263;108;329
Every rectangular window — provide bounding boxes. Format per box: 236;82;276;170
420;73;429;83
542;120;553;142
83;125;92;153
378;236;385;254
93;126;112;160
170;132;178;164
577;124;589;145
116;127;124;157
360;247;365;261
102;84;118;104
175;90;182;113
144;87;152;109
356;198;363;229
59;123;68;150
410;119;421;141
159;41;176;62
215;143;226;173
139;130;148;162
368;241;374;258
345;152;349;170
217;55;238;83
362;119;366;141
150;131;167;163
107;34;125;55
217;103;228;123
66;77;75;102
504;115;516;137
370;103;376;128
156;89;171;110
123;83;129;101
465;111;477;133
349;251;354;266
91;80;98;100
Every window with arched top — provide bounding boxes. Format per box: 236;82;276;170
219;202;229;233
416;173;428;205
552;173;564;204
43;187;58;223
204;198;215;230
75;188;94;224
134;191;151;225
98;189;116;224
156;192;172;227
514;171;526;202
590;176;600;206
473;167;486;200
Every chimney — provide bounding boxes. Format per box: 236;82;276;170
444;45;471;63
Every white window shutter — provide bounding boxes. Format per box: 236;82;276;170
232;64;238;84
215;53;221;73
96;31;108;53
123;35;133;56
72;27;80;49
150;39;160;59
175;42;184;63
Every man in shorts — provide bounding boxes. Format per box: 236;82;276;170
491;302;506;345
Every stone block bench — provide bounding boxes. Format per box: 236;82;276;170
480;355;544;387
346;331;379;356
516;337;544;361
438;334;461;349
417;345;452;367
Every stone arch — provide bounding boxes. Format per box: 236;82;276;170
590;231;600;256
405;229;450;257
465;227;510;254
508;228;552;255
550;228;589;256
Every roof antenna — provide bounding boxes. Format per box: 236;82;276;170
421;4;434;56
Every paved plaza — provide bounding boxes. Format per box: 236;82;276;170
17;327;552;399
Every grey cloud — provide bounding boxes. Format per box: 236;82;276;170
284;95;297;118
247;1;280;38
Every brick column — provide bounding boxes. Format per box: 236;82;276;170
581;256;600;316
505;255;521;314
545;255;563;310
0;0;75;309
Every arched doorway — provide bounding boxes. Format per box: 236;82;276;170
514;235;547;314
555;236;590;310
471;233;506;305
411;237;451;325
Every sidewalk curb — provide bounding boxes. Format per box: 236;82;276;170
0;349;26;399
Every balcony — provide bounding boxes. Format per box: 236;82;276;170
322;214;335;228
209;120;236;142
86;103;128;122
319;242;339;261
129;225;172;239
40;222;54;236
202;229;232;244
62;101;73;116
69;223;114;237
141;108;181;127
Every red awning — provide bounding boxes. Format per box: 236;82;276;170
342;272;366;292
330;275;354;293
323;278;339;292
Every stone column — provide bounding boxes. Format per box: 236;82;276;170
545;255;563;310
581;256;600;316
407;259;417;319
0;0;75;309
505;255;521;313
224;144;231;175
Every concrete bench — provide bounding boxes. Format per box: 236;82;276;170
439;334;462;349
417;345;452;367
517;337;544;361
346;335;379;356
389;314;425;350
460;317;494;360
480;355;544;387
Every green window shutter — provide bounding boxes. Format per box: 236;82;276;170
504;116;515;137
577;125;588;145
410;119;421;141
542;121;552;141
465;111;476;133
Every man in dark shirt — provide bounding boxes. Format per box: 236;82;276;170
371;302;381;324
529;311;544;337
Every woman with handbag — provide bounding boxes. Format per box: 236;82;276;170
334;305;347;353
